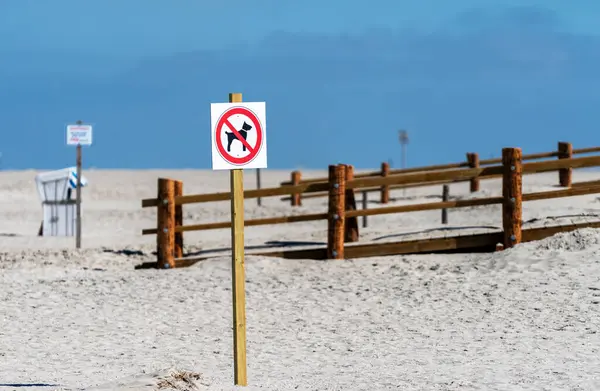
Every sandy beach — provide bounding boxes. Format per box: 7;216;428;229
1;168;599;390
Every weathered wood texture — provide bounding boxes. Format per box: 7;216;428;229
246;232;502;261
558;141;573;187
142;213;328;235
142;153;600;208
280;144;597;187
345;154;600;191
466;152;480;192
174;180;183;259
573;146;600;155
348;165;503;190
327;164;346;259
228;92;247;387
380;162;390;204
291;170;302;206
572;179;600;188
344;165;359;243
280;178;470;201
142;183;600;236
279;152;600;203
163;203;600;268
502;148;523;249
280;161;471;186
345;196;503;218
169;218;600;267
143;181;331;207
521;220;600;242
522;184;600;201
481;150;558;165
522;154;600;173
157;178;176;269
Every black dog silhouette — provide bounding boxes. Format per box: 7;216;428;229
226;121;252;152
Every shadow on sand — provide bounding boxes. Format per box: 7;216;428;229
183;240;325;258
0;384;61;388
373;225;501;241
134;240;326;269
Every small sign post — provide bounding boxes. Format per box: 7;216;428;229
399;130;409;169
66;120;93;248
210;93;267;386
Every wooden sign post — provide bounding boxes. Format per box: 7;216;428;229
228;93;247;386
66;120;93;249
210;93;267;387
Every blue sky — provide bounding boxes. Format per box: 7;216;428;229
1;1;599;170
2;1;599;55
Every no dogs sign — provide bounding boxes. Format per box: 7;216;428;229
210;102;267;170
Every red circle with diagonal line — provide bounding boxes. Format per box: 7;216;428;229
215;106;263;165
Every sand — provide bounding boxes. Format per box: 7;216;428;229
0;168;599;390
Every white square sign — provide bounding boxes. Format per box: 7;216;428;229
210;102;267;170
67;124;93;146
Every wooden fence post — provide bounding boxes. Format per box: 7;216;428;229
441;184;449;224
174;180;183;259
362;191;368;228
466;153;480;192
344;165;359;242
327;164;346;259
502;148;522;249
558;141;573;187
291;170;302;206
157;178;176;269
380;162;389;204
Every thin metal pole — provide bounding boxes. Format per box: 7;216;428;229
401;143;407;197
76;144;82;248
441;185;449;224
256;168;262;206
362;191;368;228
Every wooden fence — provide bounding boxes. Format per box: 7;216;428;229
280;142;600;206
141;145;600;268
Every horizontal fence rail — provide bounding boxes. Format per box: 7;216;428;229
140;154;600;208
142;212;328;235
141;183;600;235
281;145;600;186
140;143;600;268
142;147;600;208
279;144;600;205
142;182;330;207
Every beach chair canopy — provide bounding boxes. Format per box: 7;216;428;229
34;167;88;202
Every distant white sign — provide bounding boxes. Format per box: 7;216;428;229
210;102;267;170
66;124;93;146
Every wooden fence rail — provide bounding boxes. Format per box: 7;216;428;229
141;152;600;208
142;180;600;236
141;144;600;268
280;143;600;205
282;144;600;186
